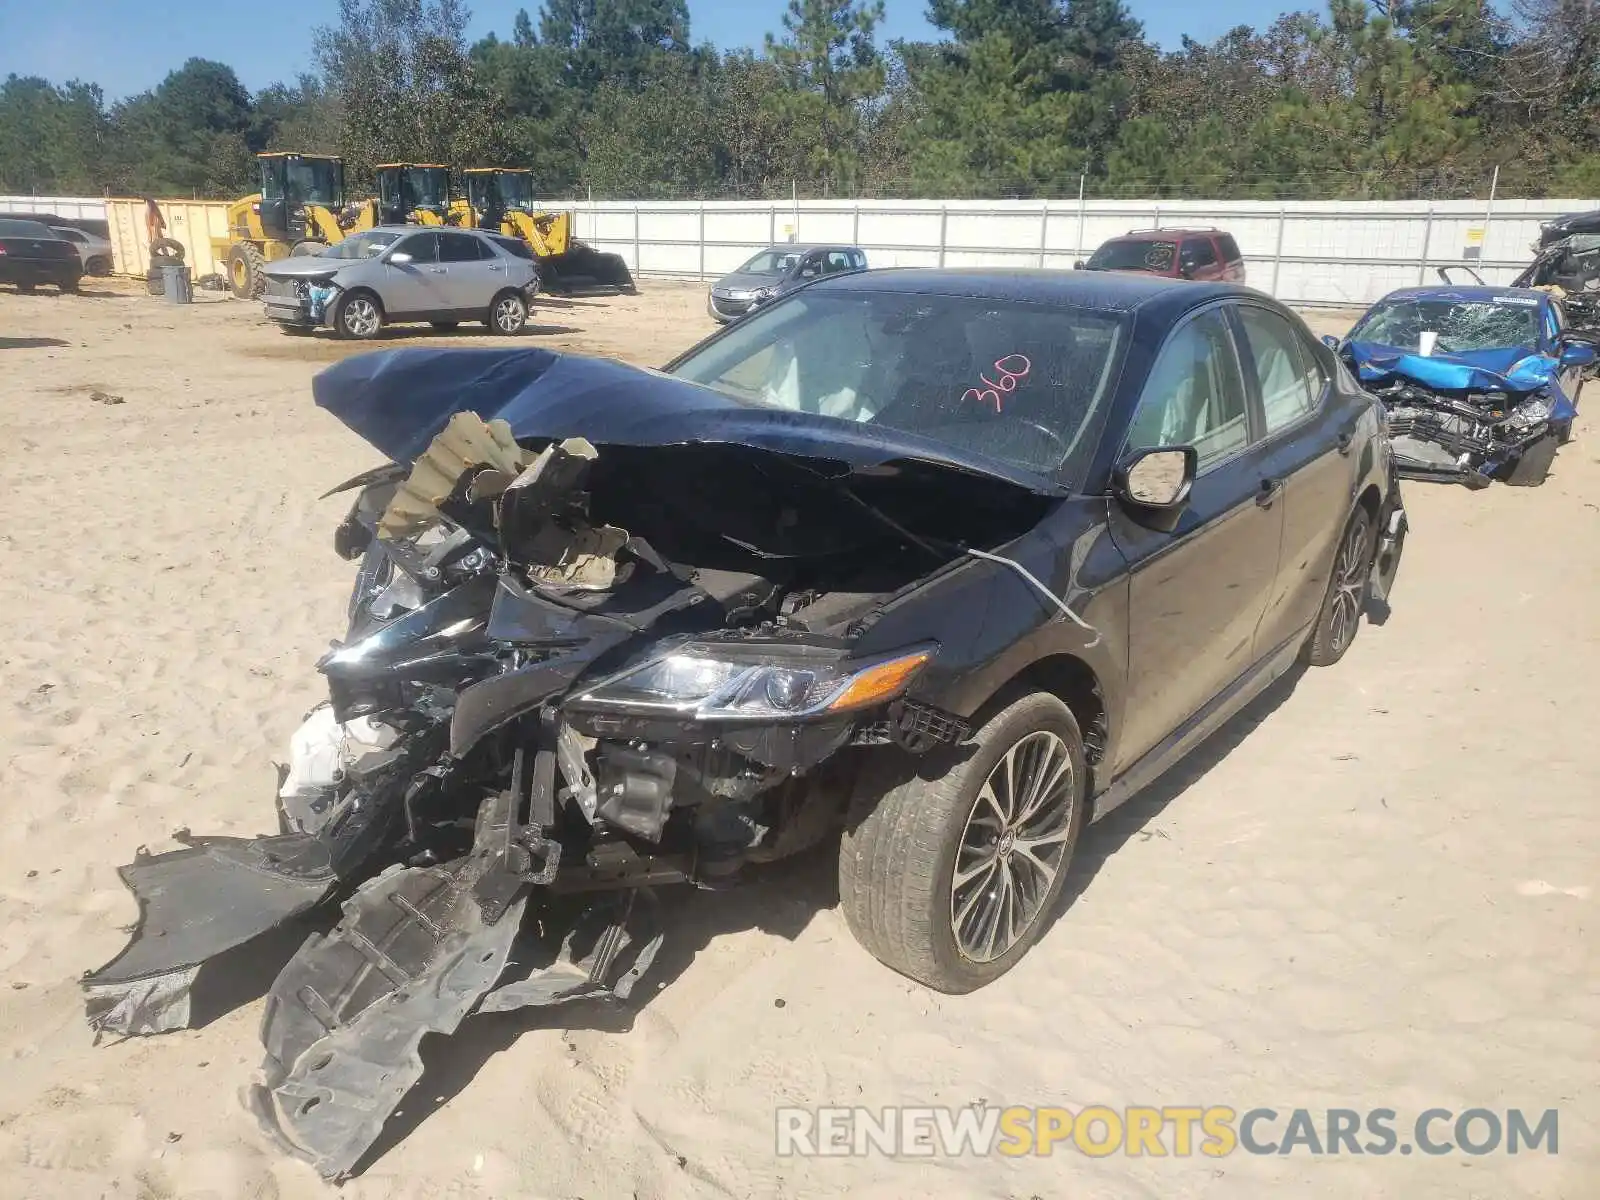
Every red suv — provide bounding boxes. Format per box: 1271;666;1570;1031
1078;228;1246;283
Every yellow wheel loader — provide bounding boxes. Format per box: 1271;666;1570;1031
453;167;636;294
216;153;356;299
217;156;455;300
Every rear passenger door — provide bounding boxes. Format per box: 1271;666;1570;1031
1108;304;1287;770
436;231;498;312
1232;303;1354;653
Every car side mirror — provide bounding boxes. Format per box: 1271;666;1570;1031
1321;334;1341;350
1073;259;1086;270
1560;340;1598;367
387;251;413;265
1114;446;1197;531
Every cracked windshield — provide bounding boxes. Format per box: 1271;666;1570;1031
1350;297;1539;353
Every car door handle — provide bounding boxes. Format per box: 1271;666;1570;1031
487;264;503;272
1336;423;1357;454
1256;478;1283;508
427;267;445;274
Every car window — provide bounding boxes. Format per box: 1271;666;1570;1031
1238;307;1318;434
850;250;867;270
52;228;86;244
1125;309;1250;471
824;251;854;273
670;290;1128;478
0;219;58;238
1218;234;1242;263
491;235;534;260
438;232;484;263
1185;238;1218;267
797;254;824;280
392;232;439;263
1545;301;1562;341
1088;238;1175;272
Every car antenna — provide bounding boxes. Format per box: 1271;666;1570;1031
964;547;1100;645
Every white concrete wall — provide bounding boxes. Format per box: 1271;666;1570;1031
6;193;1595;306
0;195;107;222
567;195;1597;308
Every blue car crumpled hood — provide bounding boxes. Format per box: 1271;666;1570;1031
1345;340;1557;393
312;347;1066;495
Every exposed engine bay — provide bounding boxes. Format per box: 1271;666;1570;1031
1369;376;1562;486
82;350;1057;1179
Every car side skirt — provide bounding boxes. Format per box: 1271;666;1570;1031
1088;623;1310;822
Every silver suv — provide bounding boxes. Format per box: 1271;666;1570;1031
260;227;541;339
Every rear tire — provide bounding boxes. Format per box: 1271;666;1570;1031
16;281;34;294
226;242;265;300
839;691;1086;994
487;289;528;335
86;256;110;276
1303;506;1375;667
333;290;383;340
59;275;80;294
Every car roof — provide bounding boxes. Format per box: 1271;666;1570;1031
807;267;1252;315
1105;228;1221;241
367;224;490;236
1376;285;1550;305
752;243;859;254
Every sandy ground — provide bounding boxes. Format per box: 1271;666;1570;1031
0;278;1595;1200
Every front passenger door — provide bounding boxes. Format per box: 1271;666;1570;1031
1107;306;1287;771
381;231;441;315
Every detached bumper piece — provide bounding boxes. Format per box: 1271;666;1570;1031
83;833;340;1038
249;780;664;1179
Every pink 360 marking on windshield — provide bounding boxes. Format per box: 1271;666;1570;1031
962;354;1032;413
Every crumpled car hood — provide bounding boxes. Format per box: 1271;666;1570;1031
1346;340;1554;393
312;347;1067;495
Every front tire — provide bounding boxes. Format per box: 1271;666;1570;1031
1303;506;1374;667
333;290;384;340
487;289;528;335
839;691;1086;993
226;242;265;300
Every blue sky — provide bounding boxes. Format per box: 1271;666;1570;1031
0;0;1284;100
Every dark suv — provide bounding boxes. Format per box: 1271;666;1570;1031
1080;228;1246;283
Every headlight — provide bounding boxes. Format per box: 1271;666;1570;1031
1508;395;1551;425
572;643;936;721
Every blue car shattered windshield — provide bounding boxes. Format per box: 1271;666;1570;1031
1349;296;1540;354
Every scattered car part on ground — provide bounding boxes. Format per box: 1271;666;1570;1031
0;218;82;294
1076;228;1246;283
707;244;867;322
1332;285;1592;487
82;270;1405;1180
259;226;540;339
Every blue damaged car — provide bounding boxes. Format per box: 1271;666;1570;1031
1328;285;1596;487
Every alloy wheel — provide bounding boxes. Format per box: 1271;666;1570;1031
1327;513;1370;655
343;297;380;338
494;295;526;333
950;730;1076;963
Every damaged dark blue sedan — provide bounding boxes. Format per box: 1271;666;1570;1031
1333;285;1595;486
82;270;1406;1179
